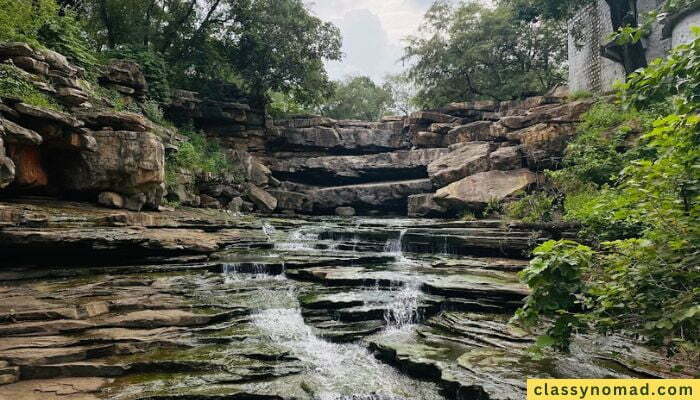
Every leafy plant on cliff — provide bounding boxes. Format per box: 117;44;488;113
514;36;700;354
0;0;58;45
166;131;233;179
0;64;62;111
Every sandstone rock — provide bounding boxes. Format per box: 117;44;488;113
427;142;493;187
78;111;151;132
434;169;538;211
60;130;165;209
227;196;244;213
445;121;493;144
429;123;459;134
267;149;449;186
6;145;47;188
269;190;312;213
11;56;49;75
443;100;498;113
0;42;35;58
97;192;125;209
100;59;147;93
407;193;447;218
0;155;15;189
246;183;277;213
56;87;89;106
312;179;434;211
40;48;76;75
489;146;522;170
199;194;221;209
278;116;336;128
274;124;408;153
0;118;42;145
500;114;538;130
63;132;98;152
241;200;255;212
409;111;458;124
514;123;576;169
412;131;445;148
14;103;82;128
335;206;356;217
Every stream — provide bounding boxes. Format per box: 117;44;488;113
0;216;689;400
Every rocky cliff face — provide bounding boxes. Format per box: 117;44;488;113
0;43;166;211
263;93;593;217
0;42;593;217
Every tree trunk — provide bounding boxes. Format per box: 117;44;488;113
98;0;116;49
604;0;647;74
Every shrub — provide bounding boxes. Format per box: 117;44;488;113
513;240;593;351
166;131;234;178
0;0;58;45
0;64;62;110
38;10;100;76
505;193;555;223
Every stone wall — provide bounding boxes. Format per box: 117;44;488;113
567;0;700;93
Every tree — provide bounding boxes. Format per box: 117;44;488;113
321;76;394;121
403;1;567;109
383;73;417;116
505;0;648;75
60;0;342;106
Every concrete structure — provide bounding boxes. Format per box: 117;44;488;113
568;0;700;93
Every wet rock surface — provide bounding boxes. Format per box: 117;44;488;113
0;202;695;400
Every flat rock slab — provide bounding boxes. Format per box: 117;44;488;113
311;179;434;211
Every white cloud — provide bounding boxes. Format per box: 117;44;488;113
306;0;434;82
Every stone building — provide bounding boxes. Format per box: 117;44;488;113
568;0;700;93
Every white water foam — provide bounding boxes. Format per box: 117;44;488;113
383;229;407;258
253;306;440;400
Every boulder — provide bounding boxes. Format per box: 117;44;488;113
0;118;42;145
412;131;445;148
40;49;77;75
56;87;89;106
0;43;36;59
434;169;538;211
514;123;576;169
273;124;408;153
77;111;151;132
199;194;221;209
97;192;125;209
489;146;522;171
427;142;493;187
335;206;356;217
269;190;312;213
60;130;165;209
13;103;82;128
227;196;244;213
429;123;459;134
407;194;447;218
0;155;15;189
246;183;277;213
446;121;494;144
442;100;498;113
99;59;147;94
11;56;49;75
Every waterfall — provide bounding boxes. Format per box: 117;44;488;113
383;229;407;257
274;228;320;251
262;222;276;241
222;262;280;282
383;280;421;332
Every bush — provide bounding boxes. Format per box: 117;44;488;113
514;36;700;354
0;0;58;45
0;64;62;110
38;10;100;76
167;131;233;177
505;193;555;223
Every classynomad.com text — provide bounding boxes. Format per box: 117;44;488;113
527;379;698;400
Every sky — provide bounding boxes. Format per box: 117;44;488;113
305;0;438;83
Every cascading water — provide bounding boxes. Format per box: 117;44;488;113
274;228;320;251
251;291;442;400
383;229;407;257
